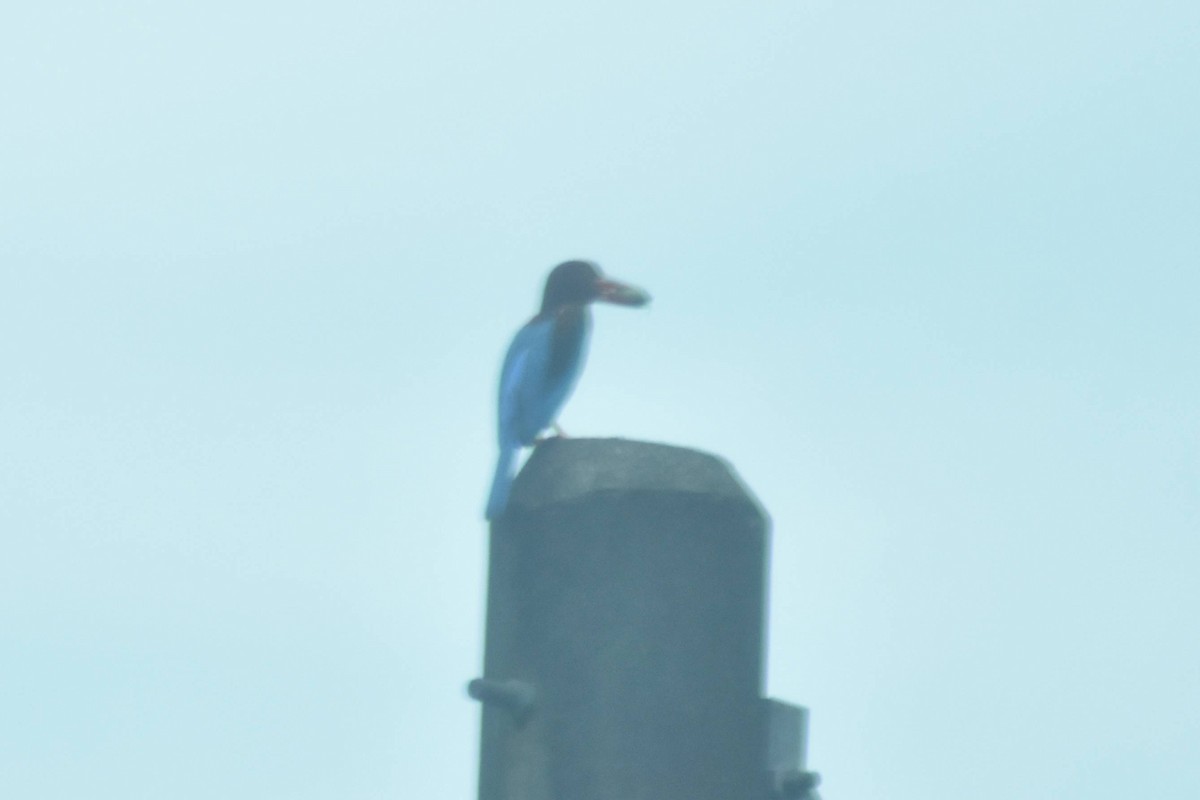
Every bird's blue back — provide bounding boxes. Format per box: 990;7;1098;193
497;311;591;447
485;310;591;519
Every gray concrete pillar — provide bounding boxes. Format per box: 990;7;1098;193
471;438;817;800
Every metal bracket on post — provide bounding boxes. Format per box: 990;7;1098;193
776;769;822;800
467;678;538;726
765;699;822;800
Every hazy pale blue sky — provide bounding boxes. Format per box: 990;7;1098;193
2;1;1197;798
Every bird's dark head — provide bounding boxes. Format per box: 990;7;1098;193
539;260;651;315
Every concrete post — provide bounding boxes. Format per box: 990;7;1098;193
471;438;818;800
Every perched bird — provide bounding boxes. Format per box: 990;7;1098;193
485;260;650;520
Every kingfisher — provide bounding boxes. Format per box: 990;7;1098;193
485;260;651;520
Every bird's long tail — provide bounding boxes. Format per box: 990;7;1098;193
485;444;519;521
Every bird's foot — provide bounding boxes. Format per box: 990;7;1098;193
533;424;568;446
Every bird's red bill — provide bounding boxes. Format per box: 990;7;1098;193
596;279;651;307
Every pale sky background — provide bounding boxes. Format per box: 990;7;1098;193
2;2;1198;798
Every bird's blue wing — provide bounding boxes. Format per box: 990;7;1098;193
497;320;549;447
497;315;589;447
487;321;550;520
488;312;590;520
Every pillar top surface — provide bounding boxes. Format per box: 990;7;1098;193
505;438;767;523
